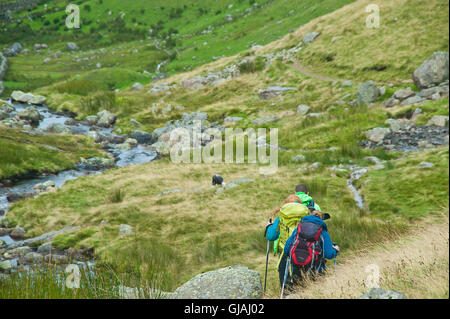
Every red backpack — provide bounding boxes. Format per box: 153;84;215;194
289;221;324;270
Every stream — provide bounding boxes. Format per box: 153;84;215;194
346;166;368;210
0;100;158;248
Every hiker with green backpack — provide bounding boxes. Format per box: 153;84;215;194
265;184;337;294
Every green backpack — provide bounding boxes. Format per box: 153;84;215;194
274;202;309;256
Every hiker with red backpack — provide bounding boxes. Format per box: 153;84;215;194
280;210;339;296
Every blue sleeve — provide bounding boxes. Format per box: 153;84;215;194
283;228;298;255
321;230;338;259
266;218;280;241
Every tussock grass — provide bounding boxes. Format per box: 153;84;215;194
0;126;106;180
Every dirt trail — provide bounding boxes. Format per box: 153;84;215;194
286;59;347;83
288;218;449;299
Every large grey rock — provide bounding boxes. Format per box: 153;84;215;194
413;52;449;89
383;97;400;108
359;288;407;299
418;161;434;169
96;110;116;127
296;104;311;115
131;82;144;91
172;265;262;299
426;115;449;127
11;90;34;103
357;81;380;105
365;127;391;143
393;87;415;100
130;130;153;144
119;224;133;236
302;32;320;44
65;42;79;51
28;95;46;105
400;95;425;106
0;260;12;272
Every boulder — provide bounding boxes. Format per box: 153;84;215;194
400;95;425;106
172;265;262;299
84;115;98;125
302;32;320;44
23;252;44;264
426;115;449;127
65;42;79;51
296;104;311;116
96;110;116;127
365;127;391;143
9;226;26;240
18;106;43;125
119;224;133;236
393;87;415;100
383;97;400;108
37;242;53;254
28;95;46;105
0;260;12;272
341;80;353;87
359;288;407;299
11;90;33;103
413;51;449;89
357;81;380;105
291;155;306;162
131;82;144;91
418;161;434;169
130;130;153;144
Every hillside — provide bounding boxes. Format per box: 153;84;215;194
0;0;448;299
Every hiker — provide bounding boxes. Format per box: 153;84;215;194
273;210;339;293
270;184;321;218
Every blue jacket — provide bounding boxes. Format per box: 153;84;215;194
285;215;338;260
267;215;338;261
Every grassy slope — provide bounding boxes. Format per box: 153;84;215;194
1;0;355;94
2;0;449;297
0;126;107;180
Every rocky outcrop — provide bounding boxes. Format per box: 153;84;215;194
171;265;262;299
361;124;448;152
413;52;449;90
359;288;407;299
357;81;381;105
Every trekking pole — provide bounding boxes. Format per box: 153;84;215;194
263;219;272;294
280;254;291;299
333;242;338;274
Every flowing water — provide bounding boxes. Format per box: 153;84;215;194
0;100;158;246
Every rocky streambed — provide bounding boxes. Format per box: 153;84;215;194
0;98;161;274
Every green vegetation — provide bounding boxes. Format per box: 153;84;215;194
0;0;448;298
0;126;106;180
